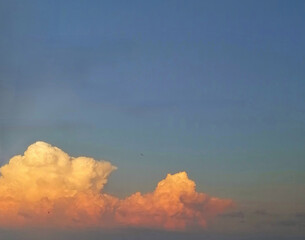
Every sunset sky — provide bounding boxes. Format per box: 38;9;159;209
0;0;305;239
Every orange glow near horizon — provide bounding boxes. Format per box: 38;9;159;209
0;142;233;230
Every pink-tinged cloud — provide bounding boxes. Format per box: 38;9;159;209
0;142;233;230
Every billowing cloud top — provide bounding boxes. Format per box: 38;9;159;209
0;142;233;230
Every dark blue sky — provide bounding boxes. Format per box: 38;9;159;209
0;0;305;238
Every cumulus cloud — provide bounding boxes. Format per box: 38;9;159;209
116;172;233;230
0;142;233;230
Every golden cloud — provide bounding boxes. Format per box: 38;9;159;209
0;142;233;230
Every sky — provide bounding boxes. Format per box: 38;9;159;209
0;0;305;239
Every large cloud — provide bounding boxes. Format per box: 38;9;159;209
0;142;233;230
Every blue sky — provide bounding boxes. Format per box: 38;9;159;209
0;0;305;238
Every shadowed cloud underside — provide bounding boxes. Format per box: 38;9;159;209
0;142;233;230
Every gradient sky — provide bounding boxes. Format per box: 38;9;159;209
0;0;305;239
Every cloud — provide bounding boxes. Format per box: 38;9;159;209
116;171;233;230
220;211;245;219
295;213;305;220
0;141;233;230
276;220;299;227
253;210;270;216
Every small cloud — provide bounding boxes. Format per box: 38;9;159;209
253;209;269;216
295;212;305;220
252;209;278;218
220;211;245;219
276;220;298;227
